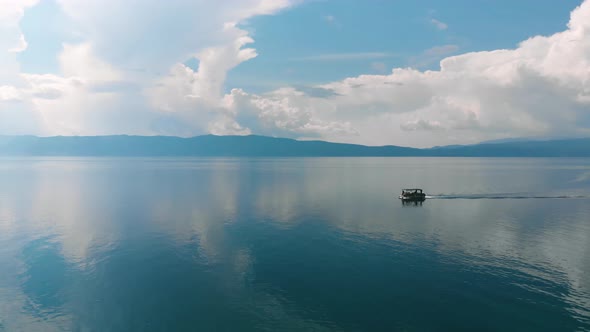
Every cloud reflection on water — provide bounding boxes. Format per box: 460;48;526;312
0;157;589;329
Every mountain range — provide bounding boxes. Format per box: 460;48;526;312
0;135;589;157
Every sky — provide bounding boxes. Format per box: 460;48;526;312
0;0;589;147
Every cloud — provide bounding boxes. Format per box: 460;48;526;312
289;85;340;98
409;44;460;68
54;0;294;73
430;18;448;30
1;0;297;137
423;44;459;57
324;15;336;24
400;119;444;131
225;88;357;138
0;85;22;101
323;14;342;28
8;34;28;53
59;43;122;81
145;26;264;136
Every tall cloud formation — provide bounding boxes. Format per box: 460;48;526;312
0;0;299;136
1;0;590;146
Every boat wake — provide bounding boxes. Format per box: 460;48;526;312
426;193;590;200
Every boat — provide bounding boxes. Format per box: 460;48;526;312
399;188;426;201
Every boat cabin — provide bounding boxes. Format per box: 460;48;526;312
399;188;426;200
402;189;423;195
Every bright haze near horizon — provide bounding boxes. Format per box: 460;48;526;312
1;0;589;148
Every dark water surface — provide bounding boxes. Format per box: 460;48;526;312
0;157;589;331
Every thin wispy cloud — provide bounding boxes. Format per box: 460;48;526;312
324;15;336;24
291;52;397;61
430;18;448;30
323;14;342;28
409;44;459;68
423;44;458;57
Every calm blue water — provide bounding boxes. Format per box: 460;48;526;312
0;157;589;331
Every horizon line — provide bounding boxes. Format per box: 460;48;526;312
1;134;589;150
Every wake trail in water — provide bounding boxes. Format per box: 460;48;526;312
426;193;590;200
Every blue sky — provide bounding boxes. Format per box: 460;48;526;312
17;0;65;74
228;0;580;91
1;0;589;147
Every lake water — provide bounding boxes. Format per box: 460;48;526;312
0;157;589;331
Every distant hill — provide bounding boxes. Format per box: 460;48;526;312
477;136;579;145
0;135;588;157
427;138;590;157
